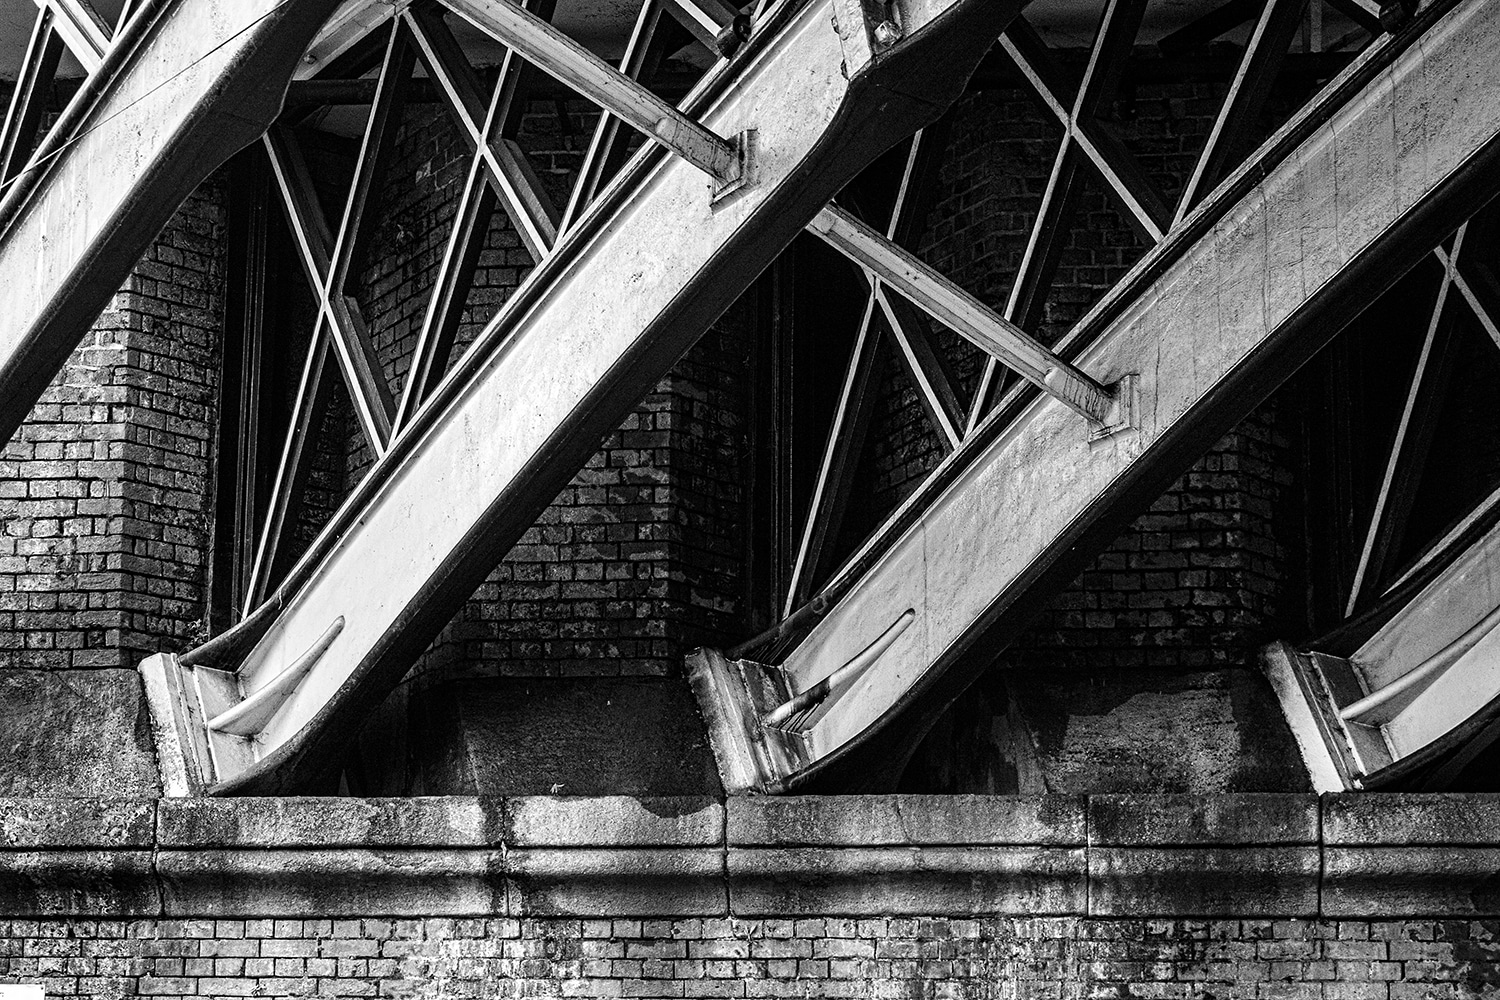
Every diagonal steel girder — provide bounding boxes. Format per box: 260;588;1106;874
687;0;1500;794
0;0;345;447
142;0;1023;796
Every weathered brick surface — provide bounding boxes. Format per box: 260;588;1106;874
0;181;226;669
1;917;1497;998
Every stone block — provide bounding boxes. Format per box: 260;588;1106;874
728;846;1086;916
1323;847;1500;917
507;848;727;917
1088;847;1319;916
157;849;506;917
506;796;722;847
0;669;160;797
726;795;1084;846
1323;794;1500;845
1089;794;1318;845
0;850;159;916
0;798;155;848
406;678;723;796
157;797;499;848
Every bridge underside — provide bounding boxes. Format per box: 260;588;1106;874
0;0;1497;799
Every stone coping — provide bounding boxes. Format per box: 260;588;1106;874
0;794;1495;918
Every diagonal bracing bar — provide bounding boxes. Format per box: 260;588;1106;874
262;128;396;455
808;205;1119;423
0;5;65;183
403;3;561;262
40;0;111;73
560;0;666;233
443;0;745;185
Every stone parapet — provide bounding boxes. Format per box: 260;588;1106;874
0;794;1494;918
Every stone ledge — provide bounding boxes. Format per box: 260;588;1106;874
507;796;722;847
156;849;506;917
1323;847;1500;917
727;795;1085;846
508;847;726;916
728;846;1087;916
0;794;1496;917
0;850;159;916
157;797;499;848
1089;846;1321;917
0;798;155;848
1323;793;1500;845
1089;793;1318;845
155;796;722;848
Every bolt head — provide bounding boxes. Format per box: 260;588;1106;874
873;20;903;46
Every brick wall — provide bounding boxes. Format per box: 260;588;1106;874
1;794;1496;999
2;916;1495;999
0;180;227;797
0;182;227;670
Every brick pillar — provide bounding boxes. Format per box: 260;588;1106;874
0;181;227;796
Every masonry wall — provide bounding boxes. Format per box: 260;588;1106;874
0;179;228;798
4;916;1495;999
0;182;227;670
321;92;748;793
2;794;1497;999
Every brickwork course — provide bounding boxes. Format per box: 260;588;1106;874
3;917;1498;999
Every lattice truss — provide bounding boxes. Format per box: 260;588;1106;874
4;0;1499;794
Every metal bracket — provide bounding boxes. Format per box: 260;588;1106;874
711;128;756;204
1089;372;1139;441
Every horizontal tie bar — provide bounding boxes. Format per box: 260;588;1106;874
443;0;743;184
807;204;1117;423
